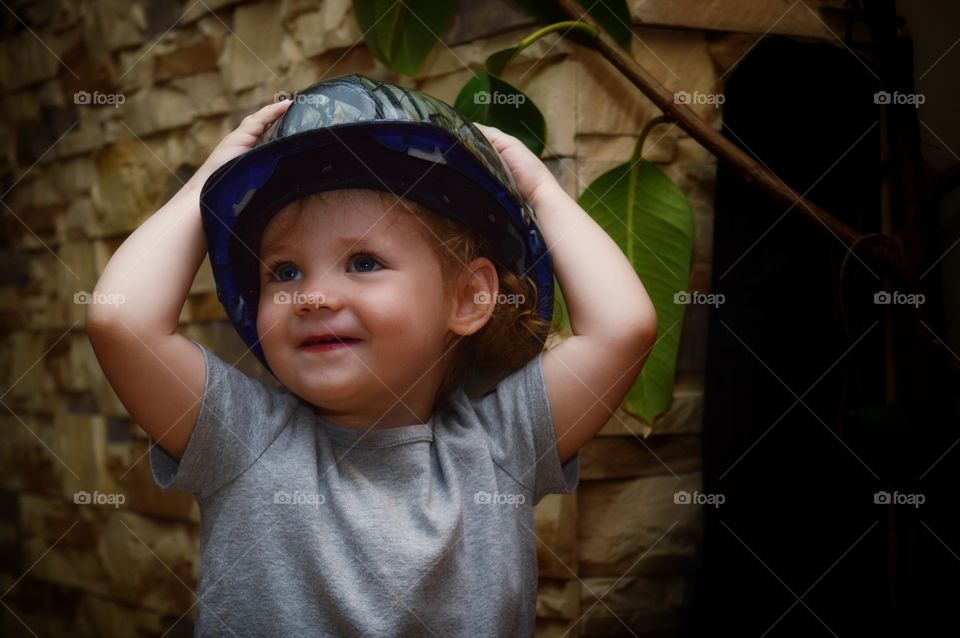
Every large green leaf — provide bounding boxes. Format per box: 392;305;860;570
352;0;457;76
485;46;520;77
512;0;632;51
454;72;546;156
578;160;694;424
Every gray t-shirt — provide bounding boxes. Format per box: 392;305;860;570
150;341;580;637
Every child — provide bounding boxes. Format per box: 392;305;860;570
87;75;657;637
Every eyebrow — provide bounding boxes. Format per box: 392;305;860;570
260;235;391;262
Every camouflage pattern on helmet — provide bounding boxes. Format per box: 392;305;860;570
266;74;529;222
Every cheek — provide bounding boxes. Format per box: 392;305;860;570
256;300;284;344
349;289;414;350
356;293;407;338
367;274;448;343
256;303;291;378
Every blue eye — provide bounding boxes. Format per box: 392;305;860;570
349;253;383;273
272;263;301;281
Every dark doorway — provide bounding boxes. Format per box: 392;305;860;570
691;35;957;637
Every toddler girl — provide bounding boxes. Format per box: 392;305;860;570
87;75;657;637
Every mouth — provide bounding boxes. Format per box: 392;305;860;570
299;335;362;352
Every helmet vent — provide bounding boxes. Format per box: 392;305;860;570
406;145;447;165
233;188;257;217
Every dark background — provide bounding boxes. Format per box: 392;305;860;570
692;2;960;636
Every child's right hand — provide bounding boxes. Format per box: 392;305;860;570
191;98;293;189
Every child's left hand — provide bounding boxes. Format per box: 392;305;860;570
474;123;560;207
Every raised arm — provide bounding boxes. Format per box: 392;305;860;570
531;179;658;463
86;100;291;461
475;124;659;465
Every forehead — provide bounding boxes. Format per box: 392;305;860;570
260;189;429;250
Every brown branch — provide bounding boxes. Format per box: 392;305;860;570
554;0;909;283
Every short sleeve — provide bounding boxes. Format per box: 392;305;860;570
148;341;299;500
467;350;580;505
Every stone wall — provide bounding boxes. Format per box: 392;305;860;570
0;0;844;635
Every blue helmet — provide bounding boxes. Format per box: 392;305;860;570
199;73;553;370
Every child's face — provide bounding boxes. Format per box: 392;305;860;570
255;189;475;426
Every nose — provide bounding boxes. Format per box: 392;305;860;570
289;274;345;316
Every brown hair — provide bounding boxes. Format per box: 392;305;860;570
262;189;561;417
403;196;560;416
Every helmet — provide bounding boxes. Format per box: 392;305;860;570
199;73;554;370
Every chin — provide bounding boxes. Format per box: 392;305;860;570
291;367;359;397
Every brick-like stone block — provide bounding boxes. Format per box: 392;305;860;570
535;492;577;579
578;473;703;577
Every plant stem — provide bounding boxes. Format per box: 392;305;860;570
490;21;599;74
553;0;908;284
633;115;670;162
517;21;599;50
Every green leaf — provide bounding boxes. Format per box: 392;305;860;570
512;0;632;51
454;72;546;156
584;0;632;51
352;0;457;76
578;160;694;423
485;46;520;76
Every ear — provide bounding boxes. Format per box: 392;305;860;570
447;257;499;337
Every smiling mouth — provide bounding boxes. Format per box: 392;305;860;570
299;338;362;352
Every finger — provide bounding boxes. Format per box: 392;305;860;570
236;99;293;136
474;122;501;139
474;122;503;140
256;98;293;119
473;124;516;155
475;124;527;158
